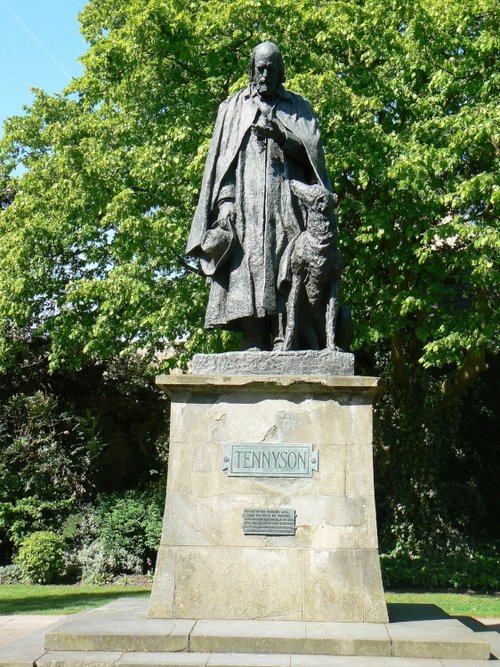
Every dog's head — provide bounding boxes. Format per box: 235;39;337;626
290;180;336;216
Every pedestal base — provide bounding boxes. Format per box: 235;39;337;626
149;374;388;623
32;599;493;664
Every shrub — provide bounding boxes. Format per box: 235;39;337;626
68;485;165;583
0;564;22;584
76;539;116;585
0;357;169;566
0;390;103;565
0;496;75;550
15;531;66;584
381;543;500;591
0;391;102;504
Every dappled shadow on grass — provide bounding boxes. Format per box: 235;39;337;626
387;603;450;622
454;615;500;633
0;589;150;615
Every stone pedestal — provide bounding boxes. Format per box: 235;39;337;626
1;363;493;667
149;372;388;623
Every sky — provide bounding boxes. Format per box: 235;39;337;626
0;0;87;132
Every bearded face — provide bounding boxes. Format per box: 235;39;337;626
251;43;284;100
254;54;280;98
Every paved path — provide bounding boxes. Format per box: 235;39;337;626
0;615;66;647
0;614;497;651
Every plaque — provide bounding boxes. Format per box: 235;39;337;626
223;443;318;478
243;509;296;536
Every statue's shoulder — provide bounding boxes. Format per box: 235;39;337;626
218;88;247;112
283;89;314;112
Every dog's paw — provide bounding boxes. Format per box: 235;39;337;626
326;343;343;352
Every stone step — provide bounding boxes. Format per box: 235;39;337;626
36;651;496;667
41;600;491;662
44;617;193;653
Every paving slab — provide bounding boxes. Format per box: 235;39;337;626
90;599;146;612
0;616;68;667
290;657;445;666
119;654;208;667
0;629;48;667
479;630;500;659
304;621;391;656
0;618;67;648
190;617;491;660
1;618;66;628
386;619;491;660
440;661;498;667
82;600;149;618
38;652;123;667
473;619;499;628
190;621;306;655
34;655;500;667
207;655;290;666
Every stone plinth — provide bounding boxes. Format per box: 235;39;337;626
191;349;355;376
149;374;388;624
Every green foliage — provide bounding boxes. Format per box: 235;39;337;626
381;544;500;591
9;485;164;586
15;531;66;584
68;486;165;583
0;0;497;379
373;354;499;551
0;390;101;504
0;390;103;562
0;352;169;566
0;565;22;584
0;497;74;552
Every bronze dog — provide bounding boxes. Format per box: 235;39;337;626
278;180;345;351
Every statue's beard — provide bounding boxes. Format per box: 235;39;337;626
255;81;276;99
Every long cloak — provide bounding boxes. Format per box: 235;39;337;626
187;86;330;328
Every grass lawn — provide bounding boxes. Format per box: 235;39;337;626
0;584;498;617
386;591;499;618
0;584;151;615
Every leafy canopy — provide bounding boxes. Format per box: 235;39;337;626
0;0;498;385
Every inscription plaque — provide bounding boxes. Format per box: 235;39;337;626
243;509;296;536
223;443;318;478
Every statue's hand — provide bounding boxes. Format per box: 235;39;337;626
218;200;236;225
252;117;286;144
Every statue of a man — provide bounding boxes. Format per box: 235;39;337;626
187;41;331;350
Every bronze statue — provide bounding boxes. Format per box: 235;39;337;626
278;180;342;351
187;42;346;351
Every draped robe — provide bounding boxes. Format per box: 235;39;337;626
187;85;330;329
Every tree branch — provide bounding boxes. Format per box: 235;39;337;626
176;255;203;276
159;53;206;80
442;344;487;397
390;330;409;387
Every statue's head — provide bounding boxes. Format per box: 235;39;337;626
249;41;285;99
290;180;336;217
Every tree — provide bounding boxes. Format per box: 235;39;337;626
0;0;498;548
0;353;169;564
0;0;497;375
